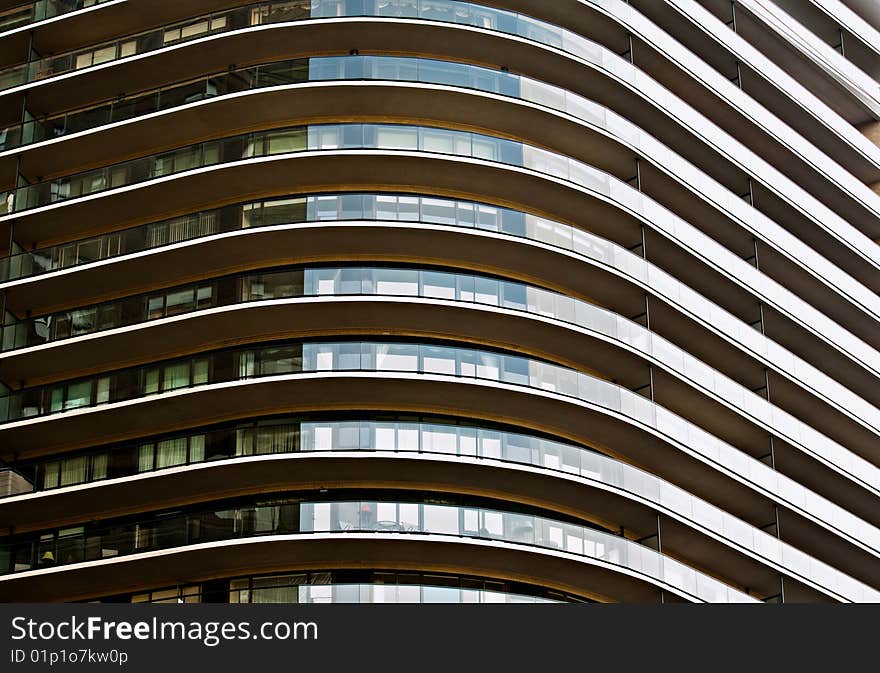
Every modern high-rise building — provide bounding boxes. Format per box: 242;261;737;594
0;0;877;604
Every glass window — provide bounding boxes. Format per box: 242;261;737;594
255;347;298;375
257;197;307;226
144;369;159;394
42;461;60;489
422;345;456;375
478;430;502;459
476;204;502;231
338;194;366;220
472;136;500;161
193;360;209;385
304;343;334;371
311;125;345;150
301;423;331;451
474;276;499;305
138;444;155;472
162;363;190;391
481;511;504;538
254;424;298;454
374;268;418;295
502;355;529;386
267;129;307;154
195;286;213;309
422;271;456;299
331;422;359;450
398;196;419;221
460;350;500;380
375;343;418;371
376;125;418;150
501;282;527;310
228;578;250;603
375;194;398;220
65;381;92;410
422;424;457;454
250;583;297;604
165;288;194;316
458;426;477;456
397;425;419;451
503;434;532;464
372;423;396;450
156;438;187;468
95;378;110;404
423;505;458;535
189;435;205;463
235;428;254;456
57;456;86;486
421;197;456;225
338;268;363;294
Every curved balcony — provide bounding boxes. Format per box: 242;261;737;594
801;0;880;73
0;0;873;609
0;493;759;603
0;416;872;602
1;0;876;268
0;338;878;582
3;122;877;406
0;0;114;36
191;579;567;604
589;0;880;218
0;0;247;75
727;0;880;119
125;570;579;604
3;265;877;505
2;293;876;531
3;194;876;456
0;532;705;603
2;54;875;348
1;63;878;449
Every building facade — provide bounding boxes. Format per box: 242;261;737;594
0;0;878;603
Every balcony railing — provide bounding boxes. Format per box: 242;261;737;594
0;0;112;35
3;415;873;601
0;494;757;603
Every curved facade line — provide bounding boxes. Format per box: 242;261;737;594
734;0;880;115
4;203;877;443
3;279;876;495
2;1;876;267
2;441;872;601
2;355;876;561
0;0;876;605
807;0;880;60
5;136;878;387
0;523;759;604
621;0;880;193
0;0;119;38
3;53;875;334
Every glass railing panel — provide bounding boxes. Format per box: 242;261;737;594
0;49;875;389
4;231;879;452
1;187;878;479
0;3;34;32
2;416;876;599
661;0;880;204
0;0;113;35
293;583;561;603
0;0;873;293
